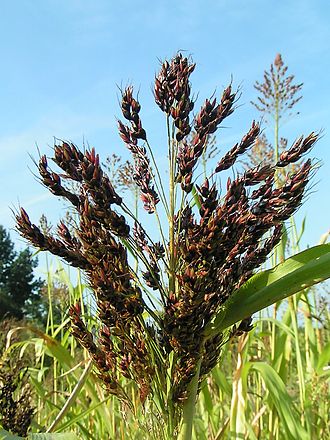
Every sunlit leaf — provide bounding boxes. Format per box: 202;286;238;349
207;244;330;336
29;434;80;440
0;429;23;440
250;363;309;440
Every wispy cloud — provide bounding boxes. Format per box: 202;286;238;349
22;192;54;208
0;108;116;162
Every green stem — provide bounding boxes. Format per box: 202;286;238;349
274;111;279;163
134;186;139;273
146;139;169;216
167;116;176;298
270;77;280;431
202;146;207;180
45;253;54;336
47;359;93;432
274;72;280;165
288;296;306;415
178;357;202;440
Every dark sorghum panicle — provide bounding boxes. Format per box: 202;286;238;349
16;53;318;407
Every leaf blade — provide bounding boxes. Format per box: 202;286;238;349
206;244;330;336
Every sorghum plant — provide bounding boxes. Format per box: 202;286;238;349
0;322;35;437
250;53;303;175
15;53;330;439
248;54;328;439
0;363;35;437
103;153;136;194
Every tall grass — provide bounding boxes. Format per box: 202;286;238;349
3;251;328;439
1;53;329;439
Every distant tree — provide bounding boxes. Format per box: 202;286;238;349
0;225;44;321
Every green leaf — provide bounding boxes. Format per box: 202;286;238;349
55;396;111;432
0;429;23;440
280;223;288;257
316;341;330;375
191;185;201;210
28;434;80;440
255;317;294;338
250;363;309;440
201;384;213;411
46;360;93;433
206;244;330;336
296;216;306;247
6;327;74;368
211;369;231;396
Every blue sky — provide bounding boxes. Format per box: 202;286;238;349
0;0;329;260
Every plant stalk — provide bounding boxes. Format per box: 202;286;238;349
167;116;176;299
178;357;202;440
46;359;93;432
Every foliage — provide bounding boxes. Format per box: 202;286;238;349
0;429;79;439
0;226;44;322
246;53;329;440
2;263;328;439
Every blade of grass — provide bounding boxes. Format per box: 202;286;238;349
46;359;93;433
